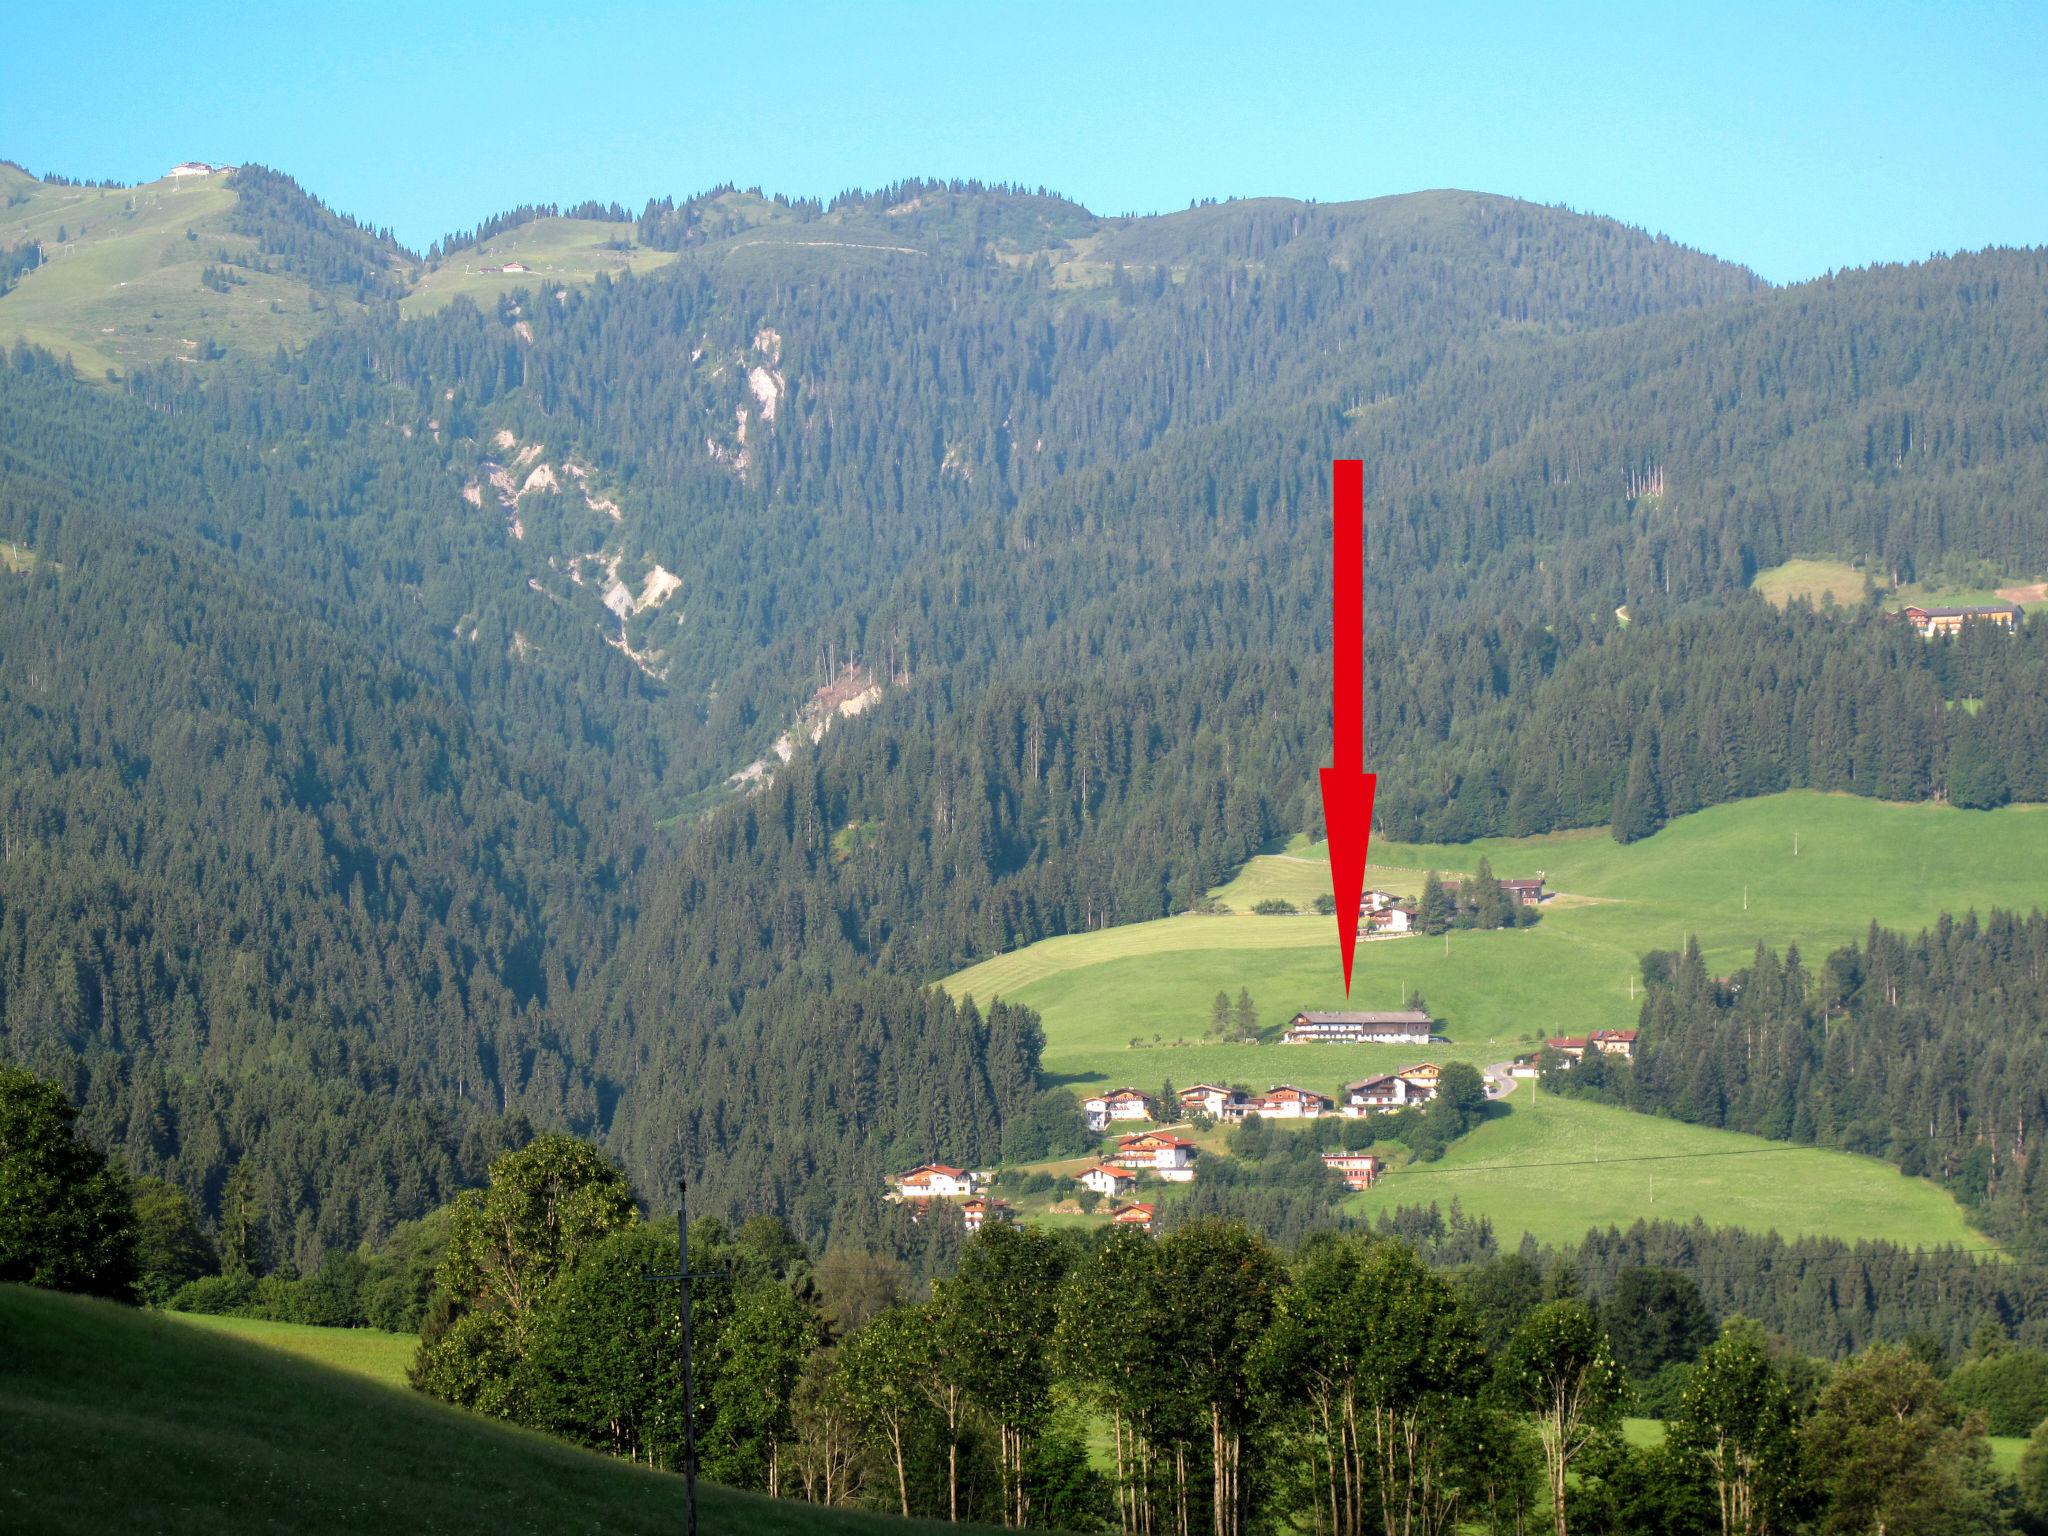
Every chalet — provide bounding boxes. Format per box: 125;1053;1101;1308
1359;889;1401;914
501;261;532;274
1083;1087;1155;1130
1591;1028;1638;1058
1544;1036;1590;1061
1112;1132;1198;1181
1178;1083;1243;1119
1079;1164;1140;1198
1113;1202;1156;1231
1236;1084;1333;1120
1900;603;2020;639
1321;1152;1383;1190
167;161;217;179
893;1163;977;1200
1365;905;1416;934
1284;1009;1434;1045
1398;1063;1442;1092
961;1197;1014;1233
1501;877;1546;906
1343;1070;1432;1114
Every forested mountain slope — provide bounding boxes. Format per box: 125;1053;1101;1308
3;163;2047;1260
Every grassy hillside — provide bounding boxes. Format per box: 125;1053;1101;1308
405;216;679;314
165;1311;416;1389
0;1285;978;1536
0;169;382;375
944;791;2046;1247
1349;1089;1982;1249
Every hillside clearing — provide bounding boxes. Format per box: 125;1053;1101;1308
404;218;678;315
1348;1090;1985;1250
944;791;2044;1247
1752;558;1873;609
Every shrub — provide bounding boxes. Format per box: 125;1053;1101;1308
1251;898;1297;916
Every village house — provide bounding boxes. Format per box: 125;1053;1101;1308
892;1163;977;1200
1233;1084;1333;1120
1079;1164;1140;1198
1342;1066;1438;1114
1900;603;2020;638
1544;1036;1590;1061
1365;904;1416;934
1359;889;1401;914
1112;1131;1198;1181
1178;1083;1243;1119
1083;1087;1156;1131
1591;1028;1637;1058
1321;1152;1383;1190
1501;877;1546;906
961;1197;1014;1234
1113;1202;1156;1231
167;162;218;178
1508;1054;1542;1079
500;261;532;274
1283;1009;1435;1045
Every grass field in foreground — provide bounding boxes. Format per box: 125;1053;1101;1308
1347;1089;1983;1250
164;1311;416;1389
0;1285;981;1536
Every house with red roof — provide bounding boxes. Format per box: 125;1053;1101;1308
1112;1131;1198;1181
1079;1164;1140;1198
1082;1087;1156;1130
892;1163;978;1200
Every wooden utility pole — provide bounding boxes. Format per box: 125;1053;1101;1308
643;1179;711;1536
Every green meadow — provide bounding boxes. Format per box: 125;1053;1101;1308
164;1311;417;1389
0;167;372;375
404;218;679;315
944;791;2048;1248
1349;1088;1983;1250
0;1285;988;1536
1751;557;1880;609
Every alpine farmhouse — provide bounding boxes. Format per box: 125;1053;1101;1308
1283;1009;1436;1045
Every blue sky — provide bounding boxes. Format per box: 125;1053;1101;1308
4;1;2044;282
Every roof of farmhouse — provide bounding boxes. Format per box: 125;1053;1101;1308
1292;1010;1433;1025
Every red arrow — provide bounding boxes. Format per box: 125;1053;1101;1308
1319;459;1376;994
